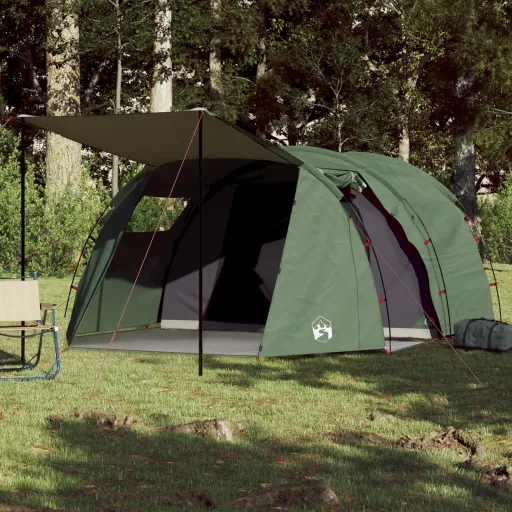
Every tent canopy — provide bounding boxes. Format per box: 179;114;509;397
17;110;299;167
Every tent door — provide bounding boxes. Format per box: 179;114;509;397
341;187;438;338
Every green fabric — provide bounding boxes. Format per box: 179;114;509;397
324;170;367;191
78;260;163;334
20;111;298;168
66;174;150;341
67;138;493;353
454;318;512;351
281;147;494;334
259;167;384;357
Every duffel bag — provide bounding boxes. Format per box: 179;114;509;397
453;318;512;352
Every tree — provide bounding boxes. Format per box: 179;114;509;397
150;0;173;112
109;0;122;197
78;0;156;193
423;0;512;219
0;0;46;116
358;0;451;162
45;0;82;200
209;0;223;105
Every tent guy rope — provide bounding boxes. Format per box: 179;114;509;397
350;216;483;386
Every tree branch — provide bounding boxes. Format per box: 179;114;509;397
408;52;431;83
82;58;110;106
339;136;374;149
362;54;386;79
476;174;486;192
492;108;512;115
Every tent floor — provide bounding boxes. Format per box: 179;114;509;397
386;340;424;352
70;328;424;356
71;329;262;356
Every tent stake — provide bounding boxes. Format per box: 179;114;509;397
20;119;26;364
198;111;204;376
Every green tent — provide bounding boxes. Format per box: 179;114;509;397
19;110;495;359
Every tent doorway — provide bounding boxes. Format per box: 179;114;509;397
161;179;298;333
341;185;439;339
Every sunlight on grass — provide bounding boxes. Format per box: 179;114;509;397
0;270;510;511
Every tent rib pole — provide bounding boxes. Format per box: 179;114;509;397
198;111;204;377
346;202;392;352
64;204;111;318
405;199;451;335
20;118;26;364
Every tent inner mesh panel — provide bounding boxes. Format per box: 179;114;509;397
341;185;438;334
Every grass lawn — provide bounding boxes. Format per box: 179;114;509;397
0;268;510;511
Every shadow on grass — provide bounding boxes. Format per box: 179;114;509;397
0;348;20;365
205;343;512;431
0;415;510;512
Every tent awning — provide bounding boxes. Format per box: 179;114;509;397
17;110;299;167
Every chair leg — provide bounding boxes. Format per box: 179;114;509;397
0;310;61;381
21;337;26;365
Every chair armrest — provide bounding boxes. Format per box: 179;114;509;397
40;303;55;311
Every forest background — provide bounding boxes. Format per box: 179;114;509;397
1;0;512;276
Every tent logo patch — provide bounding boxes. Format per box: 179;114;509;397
312;316;333;343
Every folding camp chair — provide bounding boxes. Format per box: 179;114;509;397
0;273;60;381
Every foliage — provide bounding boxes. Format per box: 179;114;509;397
126;196;187;232
0;130;107;277
480;173;512;264
1;0;512;273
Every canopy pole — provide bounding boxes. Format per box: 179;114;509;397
20;118;26;364
198;111;204;377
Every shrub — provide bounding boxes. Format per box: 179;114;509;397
480;174;512;264
0;130;108;277
126;196;187;233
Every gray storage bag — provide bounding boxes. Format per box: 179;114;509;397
454;318;512;352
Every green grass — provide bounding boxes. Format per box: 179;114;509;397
0;270;510;511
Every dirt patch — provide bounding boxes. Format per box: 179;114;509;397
164;419;246;441
47;414;63;426
369;412;396;422
224;479;339;509
458;459;512;489
147;491;217;508
82;490;217;509
397;426;482;456
321;430;385;446
73;410;136;430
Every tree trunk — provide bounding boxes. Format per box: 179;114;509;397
150;0;173;113
453;72;478;220
398;120;410;162
254;7;268;138
453;130;477;219
46;0;81;200
112;0;122;198
256;35;266;81
288;122;299;146
209;0;223;104
397;7;410;163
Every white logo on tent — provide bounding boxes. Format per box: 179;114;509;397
312;316;333;343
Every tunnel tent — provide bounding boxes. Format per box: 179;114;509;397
17;110;495;358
